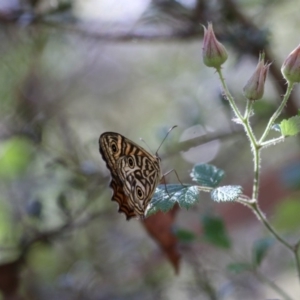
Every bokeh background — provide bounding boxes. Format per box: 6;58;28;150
0;0;299;299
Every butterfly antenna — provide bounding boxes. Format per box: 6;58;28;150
155;125;177;156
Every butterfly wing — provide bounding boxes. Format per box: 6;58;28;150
110;178;136;220
116;155;161;216
99;132;123;177
99;132;137;219
99;132;161;219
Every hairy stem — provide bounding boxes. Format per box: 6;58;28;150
260;136;285;149
216;68;244;121
214;67;300;291
252;149;260;200
251;200;300;287
251;201;293;251
259;81;295;143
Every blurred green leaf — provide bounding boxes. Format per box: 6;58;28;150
280;116;300;136
174;228;197;243
201;215;231;249
227;262;252;274
146;184;199;216
190;164;224;187
272;197;300;231
211;185;243;202
0;137;33;179
252;238;275;267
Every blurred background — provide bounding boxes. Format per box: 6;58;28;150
0;0;299;299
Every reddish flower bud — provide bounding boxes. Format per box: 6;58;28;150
243;54;270;101
281;44;300;83
202;23;228;69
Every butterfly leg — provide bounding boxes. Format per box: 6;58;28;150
160;169;186;199
162;169;184;186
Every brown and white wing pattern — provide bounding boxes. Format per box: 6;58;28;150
99;132;161;219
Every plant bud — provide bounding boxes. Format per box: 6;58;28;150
243;54;270;101
281;44;300;83
202;23;228;69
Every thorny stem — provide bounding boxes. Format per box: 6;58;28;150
243;100;260;200
252;148;260;200
216;69;258;146
216;68;244;121
244;101;258;148
250;201;293;251
259;81;295;143
197;187;299;298
215;67;300;294
243;99;252;119
216;69;259;198
260;136;285;149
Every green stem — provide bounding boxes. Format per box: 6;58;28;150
243;99;252;119
216;68;244;121
213;68;300;293
251;200;300;288
216;69;258;148
251;201;293;251
218;68;260;198
243;101;260;200
244;101;258;147
259;81;295;143
260;136;285;149
252;146;260;200
200;185;300;288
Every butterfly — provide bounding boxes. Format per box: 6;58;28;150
99;132;162;220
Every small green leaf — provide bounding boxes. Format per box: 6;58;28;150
177;185;199;209
201;215;231;249
271;124;281;132
174;228;197;243
190;164;224;187
253;238;275;267
146;186;176;216
227;262;252;274
280;116;300;136
211;185;242;202
146;184;199;216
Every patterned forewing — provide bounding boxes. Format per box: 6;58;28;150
99;132;161;218
99;133;137;219
99;133;123;175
